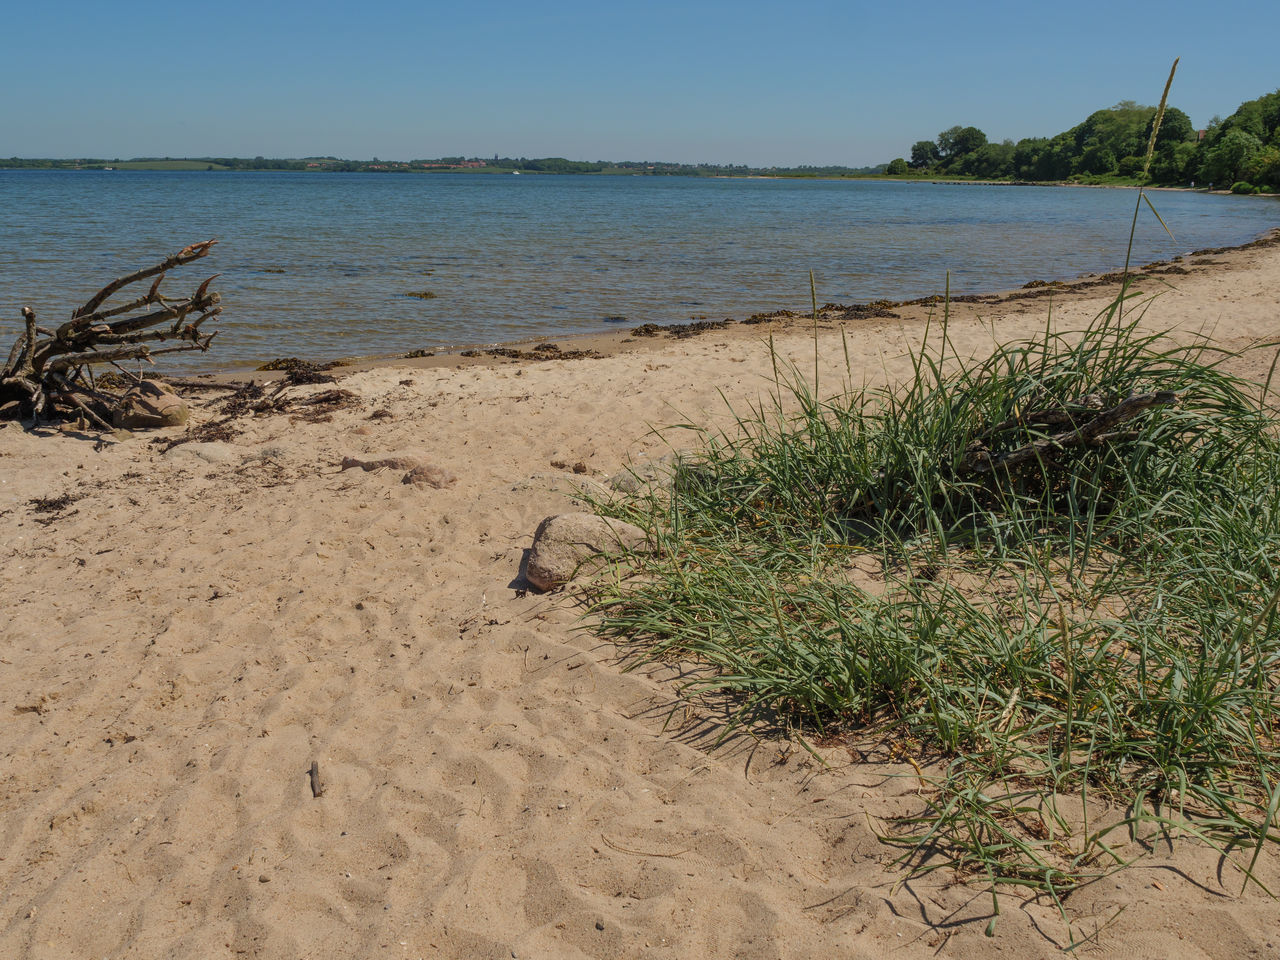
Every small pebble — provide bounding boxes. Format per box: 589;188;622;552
595;920;605;931
258;875;270;883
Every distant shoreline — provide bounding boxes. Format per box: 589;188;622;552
0;160;1193;189
6;162;1268;195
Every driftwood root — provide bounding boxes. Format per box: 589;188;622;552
2;241;222;426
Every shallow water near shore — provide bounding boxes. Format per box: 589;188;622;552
1;170;1276;369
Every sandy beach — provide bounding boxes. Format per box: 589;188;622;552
4;233;1280;959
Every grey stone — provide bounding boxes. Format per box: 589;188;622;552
112;381;189;429
525;513;648;591
608;453;675;494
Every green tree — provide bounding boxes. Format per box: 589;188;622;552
886;157;909;175
956;141;1014;178
1222;100;1266;139
1071;104;1152;167
1241;144;1280;189
938;125;987;161
936;125;964;158
909;140;940;168
1148;141;1197;184
1202;129;1263;184
1076;144;1118;176
1117;155;1145;177
1145;106;1195;148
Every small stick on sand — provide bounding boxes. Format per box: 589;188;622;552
308;760;324;798
600;834;688;858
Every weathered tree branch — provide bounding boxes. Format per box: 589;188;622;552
958;391;1180;476
60;240;217;332
2;241;222;425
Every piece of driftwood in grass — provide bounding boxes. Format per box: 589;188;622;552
1;240;222;426
957;390;1181;476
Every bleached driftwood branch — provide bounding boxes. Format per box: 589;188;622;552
1;240;222;423
957;390;1181;476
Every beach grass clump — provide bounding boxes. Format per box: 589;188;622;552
588;297;1280;919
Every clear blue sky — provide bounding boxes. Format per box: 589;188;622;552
5;0;1275;166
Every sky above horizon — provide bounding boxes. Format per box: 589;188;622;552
6;0;1276;167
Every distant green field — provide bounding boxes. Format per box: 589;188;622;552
112;160;230;171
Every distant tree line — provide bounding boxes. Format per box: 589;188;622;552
15;88;1280;191
888;88;1280;192
481;158;886;176
213;156;308;170
0;154;887;178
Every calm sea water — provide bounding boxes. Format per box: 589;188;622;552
1;171;1276;370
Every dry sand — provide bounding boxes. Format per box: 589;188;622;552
3;234;1280;959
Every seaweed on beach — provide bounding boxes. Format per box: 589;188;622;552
668;319;733;338
153;419;240;452
27;491;84;526
217;382;267;417
282;365;338;385
826;300;901;322
255;358;339;384
256;357;311;371
1191;229;1280;256
902;291;999;306
289;388;362;422
470;343;603;362
156;381;362;451
28;492;82;514
742;309;801;325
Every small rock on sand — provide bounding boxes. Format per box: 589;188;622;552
340;454;456;488
607;453;674;494
525;513;648;591
165;441;238;463
403;464;457;488
113;381;189;429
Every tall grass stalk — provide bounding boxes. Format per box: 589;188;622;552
1117;57;1179;331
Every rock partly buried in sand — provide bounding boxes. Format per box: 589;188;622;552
608;453;674;494
112;381;190;429
165;441;238;463
340;454;420;472
340;454;457;489
526;513;648;591
402;463;457;488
